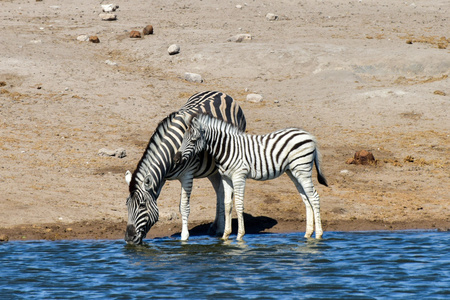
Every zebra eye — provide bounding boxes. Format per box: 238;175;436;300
143;176;151;189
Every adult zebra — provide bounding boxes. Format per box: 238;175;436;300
174;113;328;241
124;91;246;245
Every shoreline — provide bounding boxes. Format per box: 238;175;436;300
1;218;448;242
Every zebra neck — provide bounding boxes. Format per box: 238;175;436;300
203;123;244;166
130;112;187;193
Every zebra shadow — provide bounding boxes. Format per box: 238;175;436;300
174;213;278;237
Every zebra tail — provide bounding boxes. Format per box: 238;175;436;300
314;148;328;187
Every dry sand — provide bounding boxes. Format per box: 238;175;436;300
1;0;449;241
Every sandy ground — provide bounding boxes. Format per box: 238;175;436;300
0;0;449;242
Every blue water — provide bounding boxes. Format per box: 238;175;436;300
1;231;449;299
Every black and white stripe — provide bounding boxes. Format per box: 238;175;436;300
175;113;328;241
125;91;246;245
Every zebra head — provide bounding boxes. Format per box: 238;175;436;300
124;170;159;245
174;114;206;165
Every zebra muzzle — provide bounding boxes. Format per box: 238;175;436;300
125;224;137;242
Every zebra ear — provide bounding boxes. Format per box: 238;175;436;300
125;170;132;186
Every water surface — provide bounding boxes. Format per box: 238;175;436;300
1;231;449;299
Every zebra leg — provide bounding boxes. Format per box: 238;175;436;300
232;175;247;241
221;177;234;240
306;186;323;239
179;175;194;241
286;170;315;238
291;169;323;239
206;172;225;236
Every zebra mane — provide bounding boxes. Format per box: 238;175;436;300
129;111;185;192
193;113;244;136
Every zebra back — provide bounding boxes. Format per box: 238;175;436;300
181;91;246;131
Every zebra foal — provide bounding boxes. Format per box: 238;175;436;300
174;113;328;240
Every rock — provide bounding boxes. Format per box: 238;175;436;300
143;25;154;35
89;36;100;43
99;13;117;21
227;34;252;43
105;60;117;66
236;5;243;9
98;148;127;158
266;13;278;21
347;150;376;165
0;234;8;242
433;90;446;96
168;44;180;55
77;35;89;42
129;31;141;38
246;93;263;103
115;148;127;158
184;72;203;83
101;4;119;12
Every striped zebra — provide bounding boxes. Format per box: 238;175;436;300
174;113;328;241
124;91;246;245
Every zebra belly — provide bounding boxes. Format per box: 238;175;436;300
249;169;285;181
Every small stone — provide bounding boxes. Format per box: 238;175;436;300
236;5;243;9
266;13;278;21
406;39;413;44
130;31;141;38
184;72;203;83
246;93;263;103
143;25;154;35
99;13;117;21
105;60;117;66
168;44;180;55
98;148;127;158
433;90;446;96
89;36;100;43
101;4;119;12
115;148;127;158
227;34;252;43
0;234;8;242
347;150;376;165
77;35;89;42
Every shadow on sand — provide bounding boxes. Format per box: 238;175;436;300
172;213;278;238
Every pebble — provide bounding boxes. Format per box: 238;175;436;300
98;148;127;158
184;72;203;83
227;34;252;43
168;44;180;55
89;36;100;43
105;60;117;66
129;31;141;38
99;13;117;21
101;4;119;12
266;13;278;21
0;234;8;242
77;35;89;42
143;25;154;35
246;93;263;103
